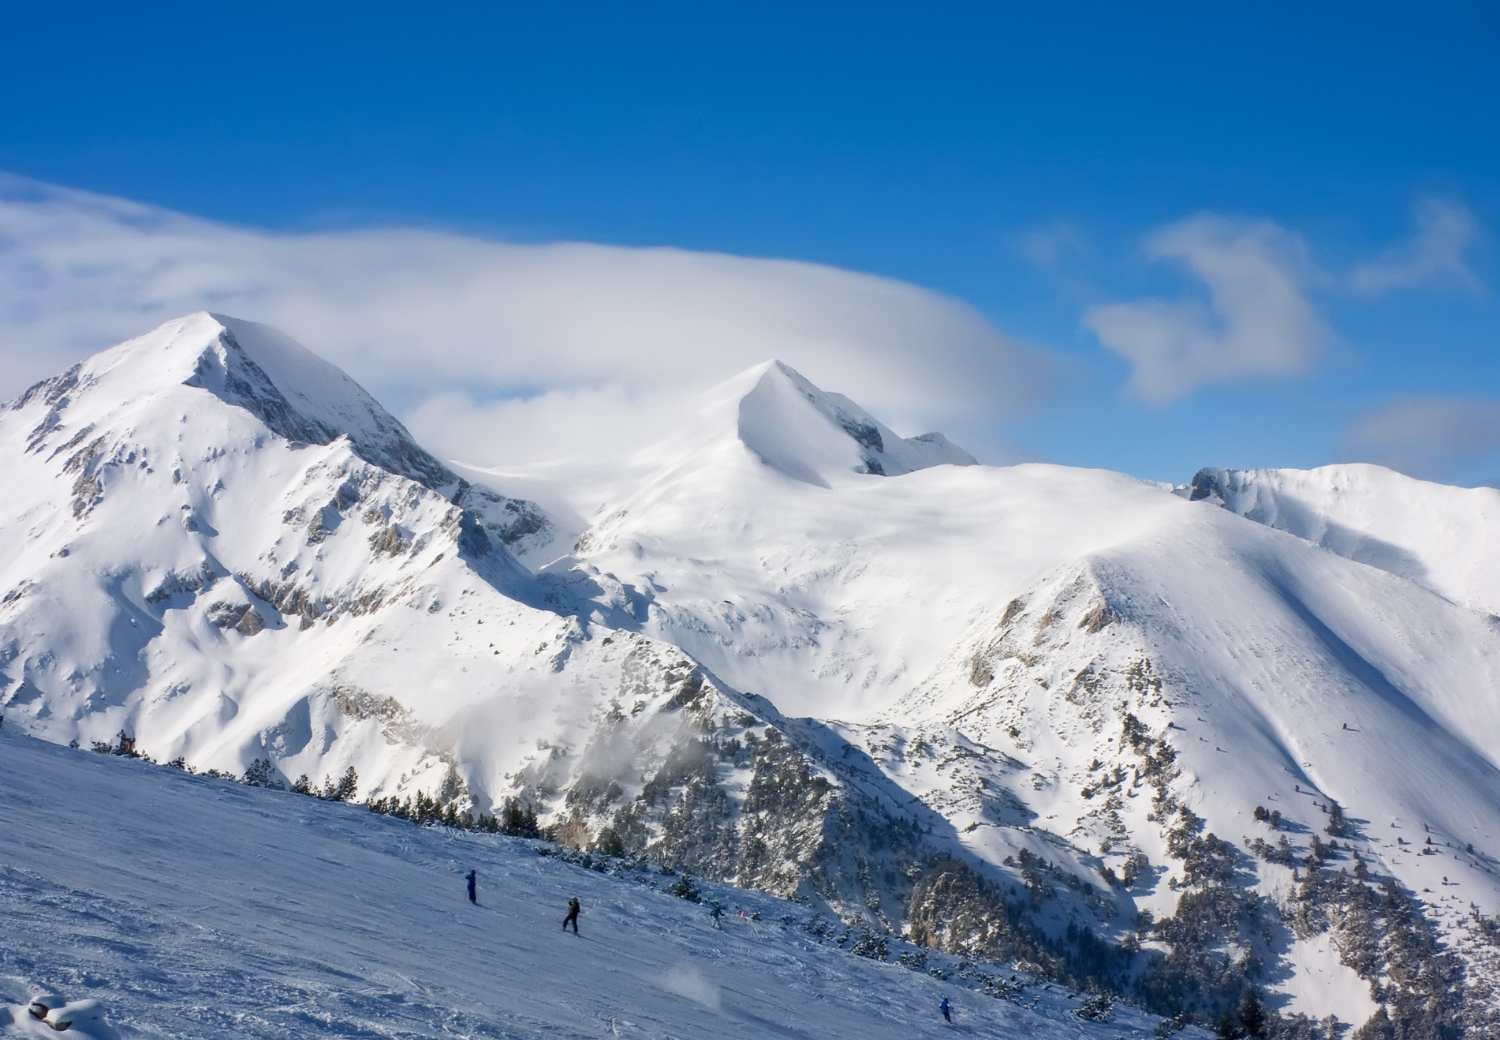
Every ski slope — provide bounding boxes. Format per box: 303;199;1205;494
0;729;1175;1039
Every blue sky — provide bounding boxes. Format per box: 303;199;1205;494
3;4;1497;483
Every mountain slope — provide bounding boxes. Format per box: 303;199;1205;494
1186;464;1500;617
1;729;1181;1039
1;316;1121;995
4;316;1500;1035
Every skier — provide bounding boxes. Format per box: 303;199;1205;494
465;869;477;905
709;903;724;930
563;896;581;934
939;996;952;1024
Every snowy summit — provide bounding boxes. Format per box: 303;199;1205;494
2;315;1498;1038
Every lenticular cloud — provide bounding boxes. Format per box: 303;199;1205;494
0;174;1050;471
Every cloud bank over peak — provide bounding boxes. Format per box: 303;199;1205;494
0;175;1051;476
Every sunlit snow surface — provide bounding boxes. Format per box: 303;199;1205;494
0;731;1181;1039
4;313;1500;1030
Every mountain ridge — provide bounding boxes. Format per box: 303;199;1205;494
3;314;1498;1036
1186;463;1500;617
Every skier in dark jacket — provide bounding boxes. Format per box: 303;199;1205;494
939;996;952;1023
563;896;580;934
465;870;477;905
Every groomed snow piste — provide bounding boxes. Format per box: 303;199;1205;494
0;729;1184;1039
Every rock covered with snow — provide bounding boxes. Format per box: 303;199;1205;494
3;314;1499;1035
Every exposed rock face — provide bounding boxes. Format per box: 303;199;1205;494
1186;467;1226;503
206;602;265;635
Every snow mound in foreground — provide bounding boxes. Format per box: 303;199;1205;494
0;981;119;1039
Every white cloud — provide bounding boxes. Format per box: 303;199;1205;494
1350;197;1483;296
1082;216;1326;404
1346;397;1500;481
0;174;1052;472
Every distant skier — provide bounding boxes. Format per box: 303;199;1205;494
939;996;952;1023
465;869;477;905
709;903;724;930
563;896;580;934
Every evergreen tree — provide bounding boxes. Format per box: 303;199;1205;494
592;826;626;857
437;764;464;805
1237;989;1268;1039
1352;1006;1394;1040
334;765;359;802
499;797;542;838
1217;1010;1244;1039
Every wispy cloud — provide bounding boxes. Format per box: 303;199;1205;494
1346;396;1500;482
1350;197;1483;296
0;175;1054;471
1082;216;1326;404
1016;222;1088;272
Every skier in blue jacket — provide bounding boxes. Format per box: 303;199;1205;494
939;996;952;1023
465;869;477;905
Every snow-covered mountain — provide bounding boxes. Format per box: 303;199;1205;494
4;315;1498;1037
1186;464;1500;617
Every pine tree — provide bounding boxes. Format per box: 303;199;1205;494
499;797;543;838
437;764;464;806
593;826;626;857
1237;989;1268;1039
243;757;278;788
334;765;359;802
1352;1006;1394;1040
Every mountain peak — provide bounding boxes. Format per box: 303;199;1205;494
704;358;976;486
28;311;456;491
